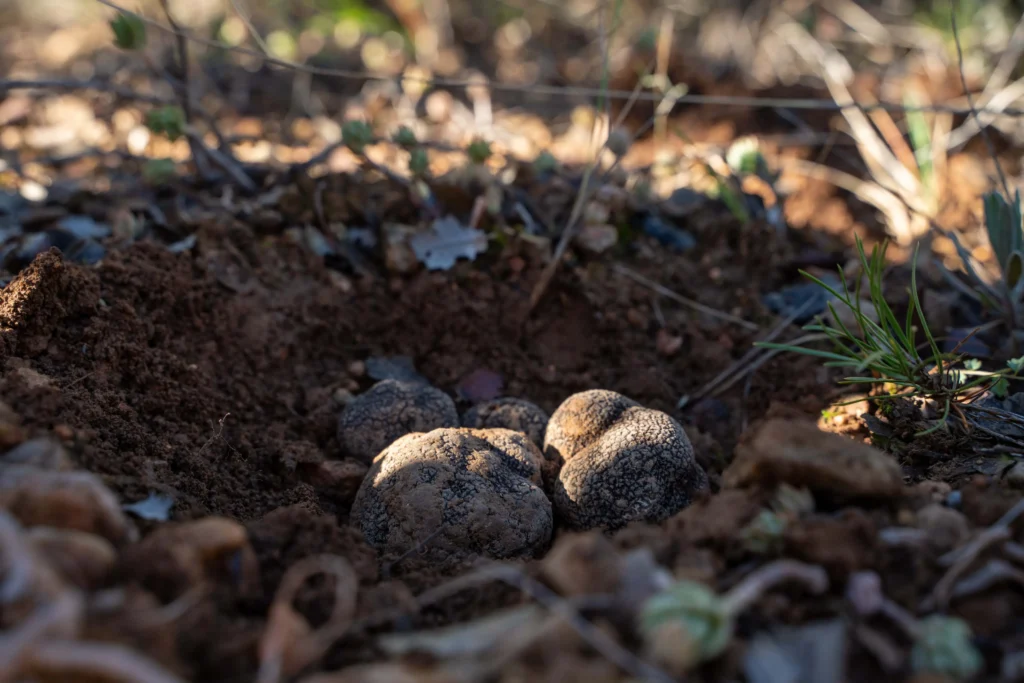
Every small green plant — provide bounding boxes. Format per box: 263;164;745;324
110;12;147;51
948;189;1024;331
142;158;176;185
392;126;417;150
910;615;983;681
145;106;185;141
408;148;429;177
341;120;373;155
756;236;1023;434
532;150;558;174
466;139;492;165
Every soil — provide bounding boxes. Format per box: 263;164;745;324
3;45;1024;683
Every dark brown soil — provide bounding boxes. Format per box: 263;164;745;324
2;180;1021;683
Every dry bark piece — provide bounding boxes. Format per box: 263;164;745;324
724;419;904;498
0;464;135;544
337;379;459;463
116;517;259;601
545;389;709;531
351;427;552;566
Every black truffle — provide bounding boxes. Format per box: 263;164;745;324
545;389;708;531
337;379;458;463
351;427;552;565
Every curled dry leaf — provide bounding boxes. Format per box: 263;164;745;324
0;465;136;545
258;555;359;683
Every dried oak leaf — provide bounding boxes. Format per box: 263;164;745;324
409;216;487;270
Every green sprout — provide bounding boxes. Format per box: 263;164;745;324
392;126;417;150
145;106;185;141
910;615;983;681
142;158;176;185
110;12;147;51
532;150;558;174
740;510;787;555
467;139;492;165
726;137;767;178
640;579;732;670
342;120;374;155
639;561;827;673
408;148;429;176
756;236;1024;435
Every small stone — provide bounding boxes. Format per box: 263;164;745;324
333;388;356;406
52;424;75;441
299;458;368;504
382;223;419;274
348;360;367;378
656;328;683;357
724;419;904;498
575;224;618;254
915;503;969;553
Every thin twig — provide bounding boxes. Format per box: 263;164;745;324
681;299;820;408
0;79;172;104
613;265;759;330
950;2;1011;198
930;496;1024;609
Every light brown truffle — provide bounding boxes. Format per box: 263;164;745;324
545;389;708;531
337;379;458;463
351;427;552;565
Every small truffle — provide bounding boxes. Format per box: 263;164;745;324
337;379;459;463
351;427;553;565
461;398;556;485
545;389;708;531
462;398;549;446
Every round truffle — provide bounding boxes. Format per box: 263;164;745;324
337;379;459;463
462;398;549;446
545;389;708;531
351;427;553;565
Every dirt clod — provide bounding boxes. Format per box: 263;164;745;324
116;517;259;601
725;418;905;499
546;389;709;531
351;427;552;567
337;379;459;464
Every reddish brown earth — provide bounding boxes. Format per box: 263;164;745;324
1;180;1022;682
